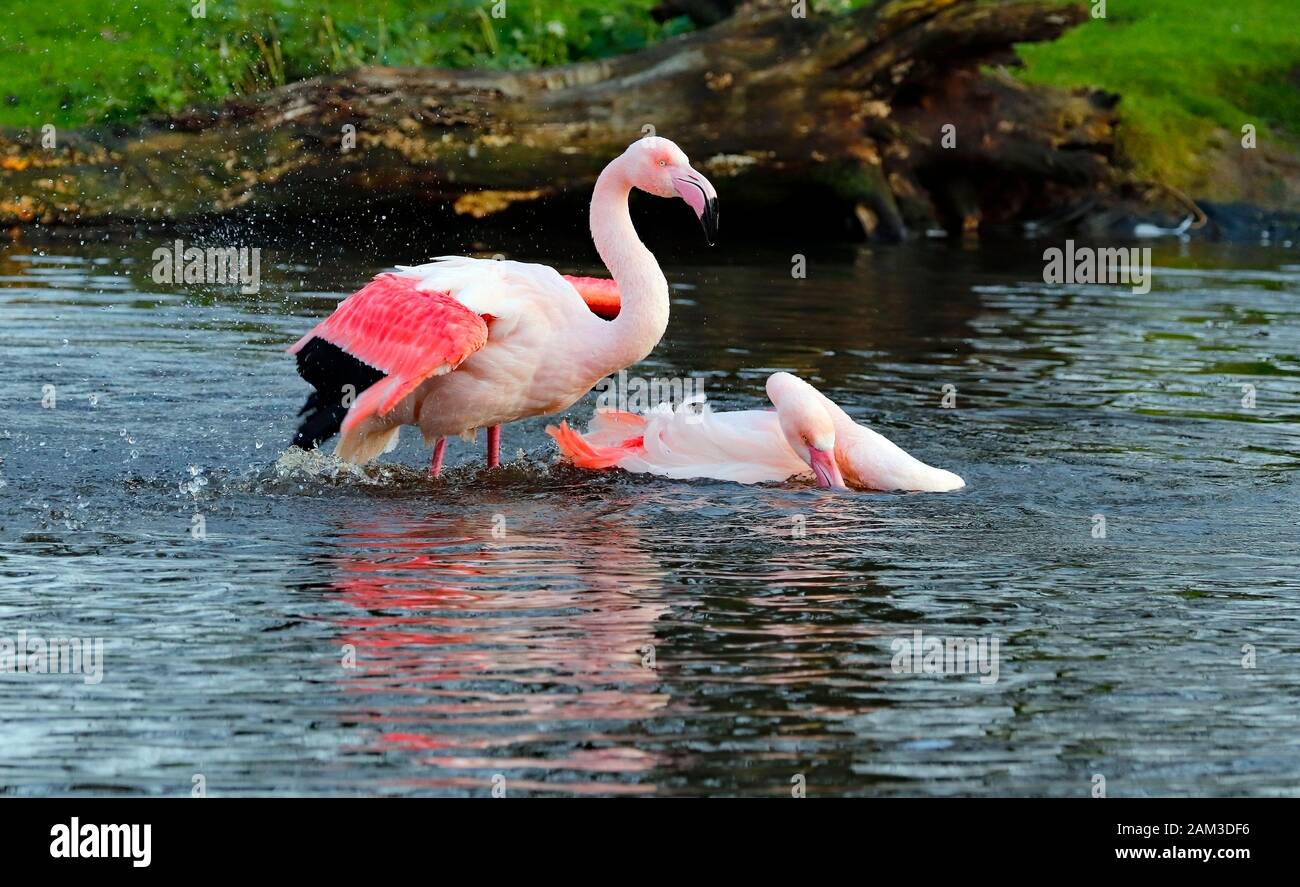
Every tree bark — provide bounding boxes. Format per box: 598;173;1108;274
0;0;1134;239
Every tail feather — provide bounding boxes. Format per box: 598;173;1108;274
546;420;639;469
336;426;401;464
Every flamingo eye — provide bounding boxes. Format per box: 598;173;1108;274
658;159;667;167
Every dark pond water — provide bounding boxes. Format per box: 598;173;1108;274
2;233;1298;796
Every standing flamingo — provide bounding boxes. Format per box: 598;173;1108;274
548;372;965;492
288;136;718;473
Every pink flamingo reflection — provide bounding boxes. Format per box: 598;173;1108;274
324;499;671;794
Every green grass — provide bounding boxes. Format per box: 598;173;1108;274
1015;0;1300;190
0;0;687;127
2;0;1296;196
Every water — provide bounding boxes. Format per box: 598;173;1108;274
2;234;1298;797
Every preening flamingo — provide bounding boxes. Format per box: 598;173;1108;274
548;372;965;493
288;137;718;473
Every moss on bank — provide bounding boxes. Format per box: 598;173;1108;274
1014;0;1300;195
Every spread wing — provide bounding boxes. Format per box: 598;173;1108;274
288;272;488;425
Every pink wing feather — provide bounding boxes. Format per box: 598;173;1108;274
288;273;489;424
562;275;620;319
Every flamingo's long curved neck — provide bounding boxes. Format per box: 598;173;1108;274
589;156;670;371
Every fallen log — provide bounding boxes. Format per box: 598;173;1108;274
0;0;1138;240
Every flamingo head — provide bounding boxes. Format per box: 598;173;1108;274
766;372;846;490
622;136;719;245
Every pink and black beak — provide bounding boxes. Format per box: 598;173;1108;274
808;447;847;490
674;168;719;245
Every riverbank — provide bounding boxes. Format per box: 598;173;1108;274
1;1;1296;236
1017;0;1300;209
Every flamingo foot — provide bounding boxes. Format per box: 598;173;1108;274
429;437;446;477
486;425;501;469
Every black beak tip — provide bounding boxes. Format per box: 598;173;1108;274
700;197;719;246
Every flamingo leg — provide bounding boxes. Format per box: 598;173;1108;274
429;437;447;477
486;425;501;469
